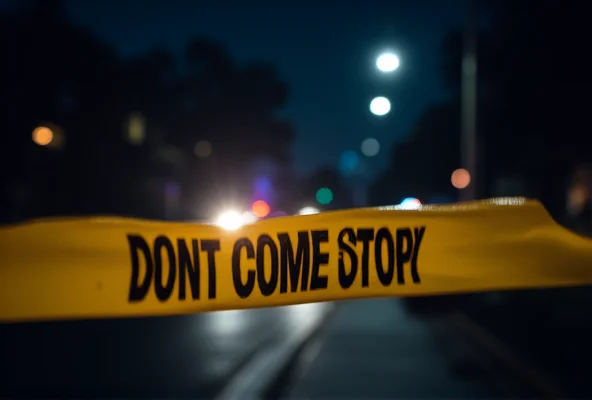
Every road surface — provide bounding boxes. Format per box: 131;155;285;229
0;305;327;398
0;298;566;399
284;299;553;399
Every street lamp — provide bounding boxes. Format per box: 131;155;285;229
376;52;400;73
369;96;391;116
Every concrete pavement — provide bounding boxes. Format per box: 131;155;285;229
286;299;506;399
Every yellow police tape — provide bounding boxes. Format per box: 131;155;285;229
0;197;591;323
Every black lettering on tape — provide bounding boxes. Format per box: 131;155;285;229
375;227;395;286
310;230;329;290
278;232;310;293
201;239;221;299
411;227;425;283
337;228;358;290
128;235;221;303
356;228;375;288
154;235;176;301
256;234;279;296
177;239;200;300
395;228;413;284
232;238;256;298
128;234;153;302
336;226;424;290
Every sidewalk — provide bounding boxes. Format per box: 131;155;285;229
287;299;497;399
465;287;592;398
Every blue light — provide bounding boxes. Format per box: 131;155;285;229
338;150;359;174
254;176;272;193
399;197;421;210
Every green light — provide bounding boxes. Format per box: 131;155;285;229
316;187;333;205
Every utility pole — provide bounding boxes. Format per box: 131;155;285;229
461;0;478;201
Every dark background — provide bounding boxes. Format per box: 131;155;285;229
1;0;590;226
1;1;591;398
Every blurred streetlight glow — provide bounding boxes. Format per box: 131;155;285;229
376;52;400;73
315;187;333;205
369;97;391;116
127;113;145;145
195;140;212;158
451;168;471;189
398;197;422;210
241;211;258;224
251;200;270;218
32;126;53;146
299;206;319;215
215;210;244;231
361;138;380;157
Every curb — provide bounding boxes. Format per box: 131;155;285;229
214;303;336;400
262;304;339;400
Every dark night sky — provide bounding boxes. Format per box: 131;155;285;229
4;0;465;178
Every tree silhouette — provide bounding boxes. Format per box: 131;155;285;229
0;2;297;222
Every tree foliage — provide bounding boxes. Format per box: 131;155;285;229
0;1;296;221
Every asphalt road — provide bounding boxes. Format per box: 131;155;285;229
0;306;307;398
0;297;572;399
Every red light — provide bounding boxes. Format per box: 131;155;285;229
451;168;471;189
251;200;270;218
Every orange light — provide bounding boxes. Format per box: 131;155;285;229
32;126;53;146
451;168;471;189
251;200;270;218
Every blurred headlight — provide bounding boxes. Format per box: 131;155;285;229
216;210;245;231
298;206;320;215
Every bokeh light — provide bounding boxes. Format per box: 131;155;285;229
194;140;212;158
376;52;400;73
251;200;270;218
127;113;145;145
254;176;272;193
339;150;359;174
451;168;471;189
316;187;333;205
369;97;391;116
269;210;288;218
299;206;320;215
399;197;422;210
361;138;380;157
241;211;258;224
32;126;53;146
215;210;244;231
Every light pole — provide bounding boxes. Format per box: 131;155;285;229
461;0;478;201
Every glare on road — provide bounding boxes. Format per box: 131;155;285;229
369;97;391;116
376;52;400;73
